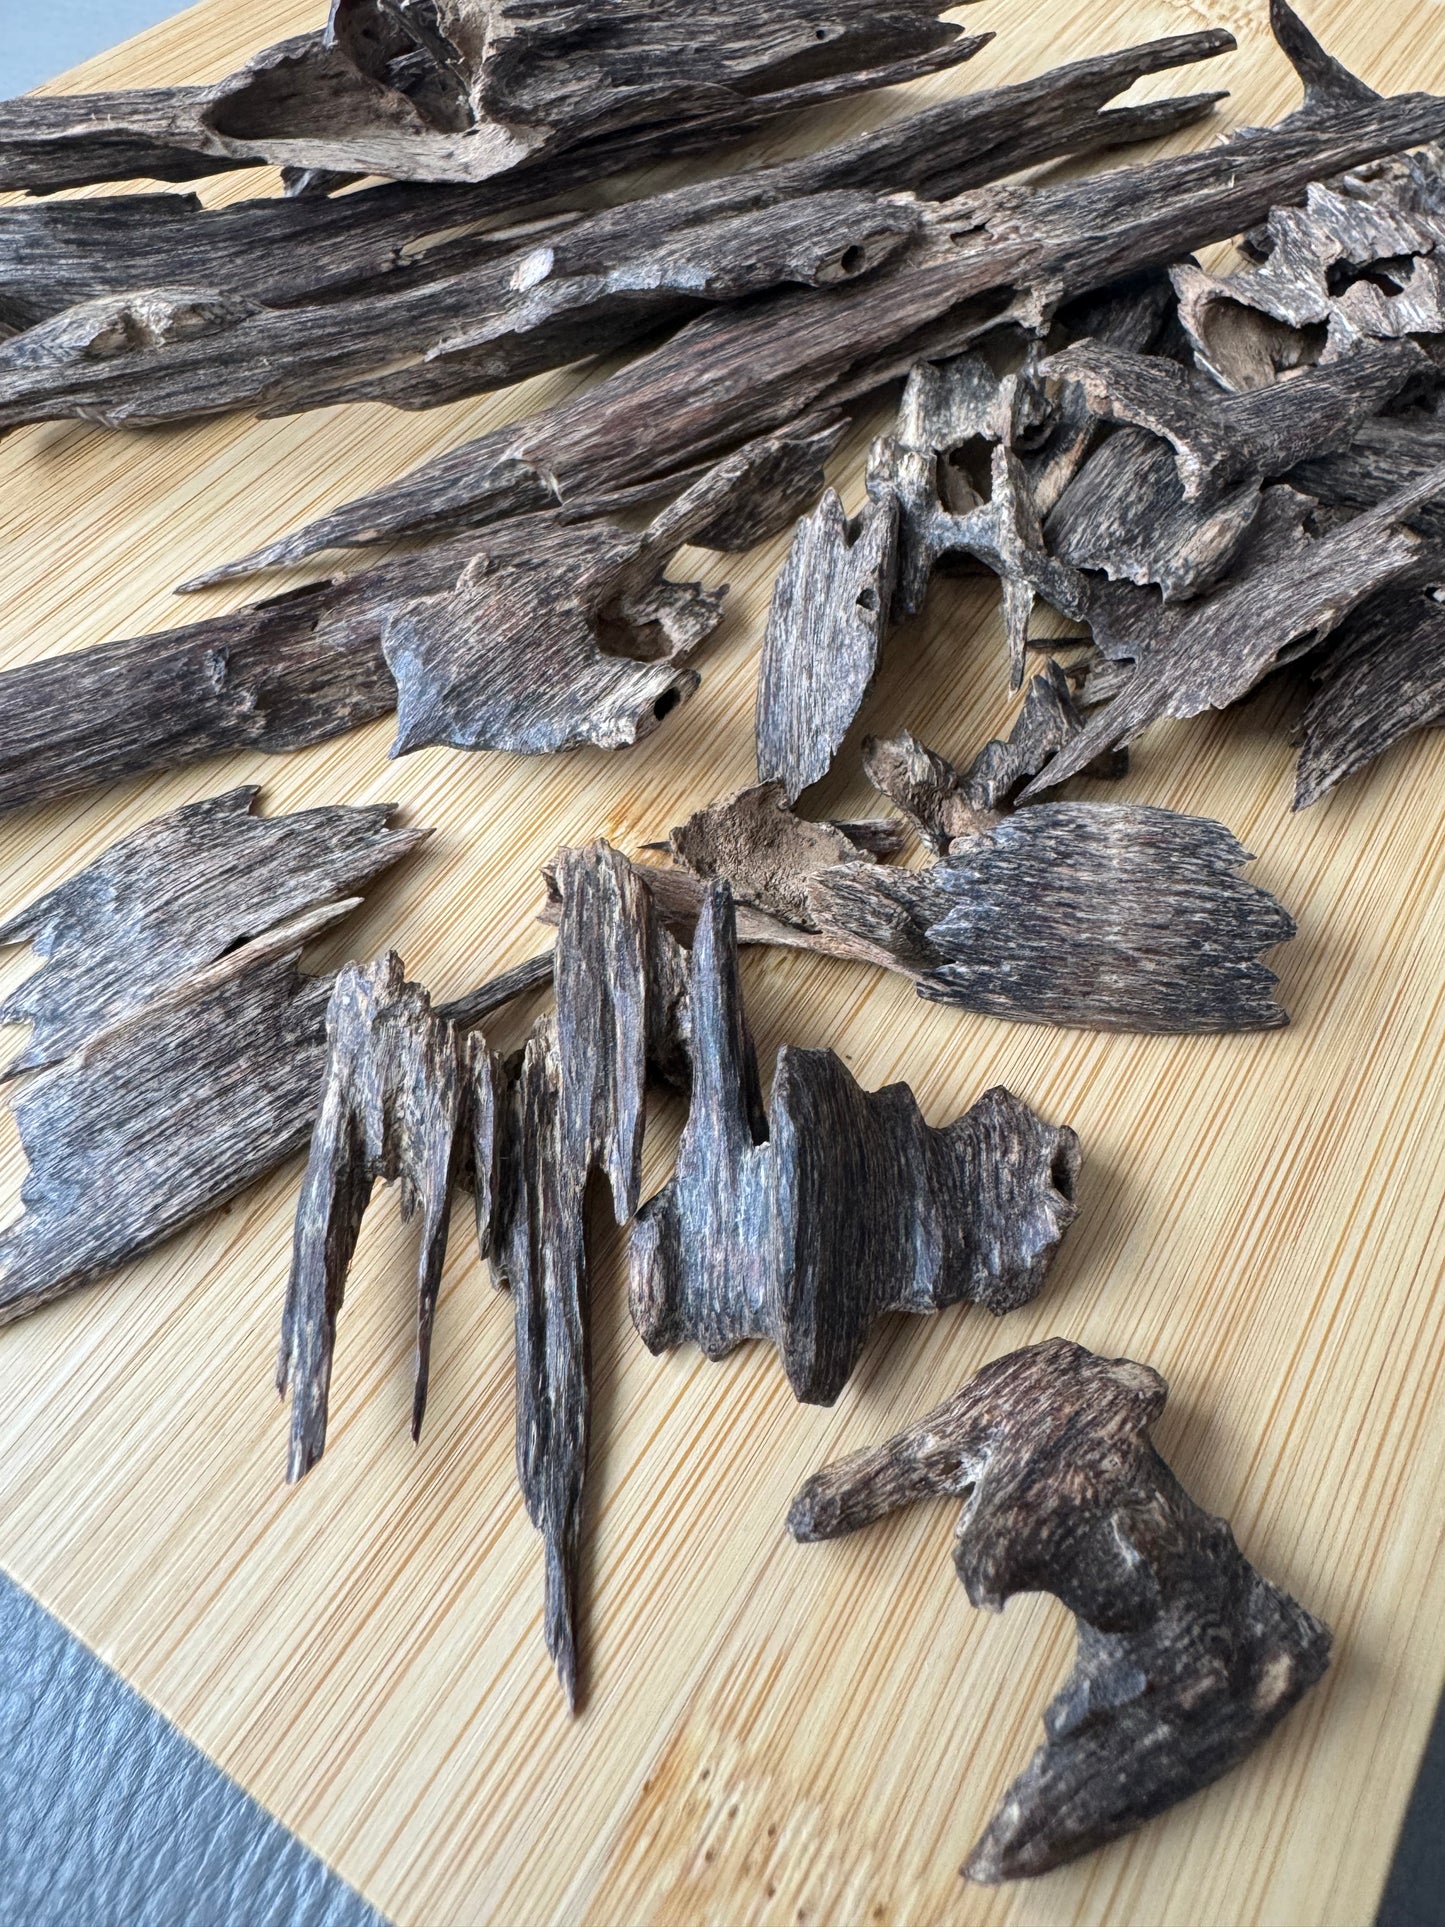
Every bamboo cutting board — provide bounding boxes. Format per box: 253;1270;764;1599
1;3;1443;1923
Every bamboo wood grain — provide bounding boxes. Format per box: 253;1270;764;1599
0;3;1442;1923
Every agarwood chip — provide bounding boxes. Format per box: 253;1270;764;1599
668;781;881;927
1294;582;1445;805
662;780;1295;1032
278;954;483;1482
0;787;424;1076
630;884;1079;1403
755;487;898;802
192;7;1445;587
489;843;689;1708
788;1336;1332;1884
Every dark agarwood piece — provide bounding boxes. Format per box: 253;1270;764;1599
0;910;342;1324
662;780;1296;1031
0;787;424;1076
1022;464;1445;796
489;843;689;1708
0;1;978;193
192;5;1445;588
0;790;422;1324
1294;583;1445;805
630;884;1079;1402
0;429;831;817
278;954;482;1482
0;32;1227;337
756;487;898;801
788;1337;1332;1884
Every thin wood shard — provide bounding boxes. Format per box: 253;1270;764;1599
756;487;898;800
278;954;480;1482
0;792;421;1323
787;1337;1332;1884
0;786;425;1075
1042;336;1425;601
0;0;979;192
630;884;1078;1403
194;7;1445;588
1294;584;1445;805
663;773;1294;1032
490;843;688;1708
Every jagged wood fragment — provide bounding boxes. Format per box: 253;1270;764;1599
0;1;979;192
1294;584;1445;804
278;954;480;1482
0;787;424;1076
660;782;1295;1031
490;844;688;1708
0;910;346;1324
756;487;898;801
194;8;1445;586
668;781;884;926
0;32;1227;334
1022;463;1445;795
630;884;1078;1403
381;456;744;755
787;1336;1332;1884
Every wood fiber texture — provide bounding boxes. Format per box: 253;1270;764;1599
1;6;1445;1927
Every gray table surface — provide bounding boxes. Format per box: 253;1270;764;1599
0;11;1441;1926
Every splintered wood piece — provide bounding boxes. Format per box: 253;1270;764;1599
668;781;883;927
489;843;688;1708
787;1336;1333;1884
1294;584;1445;805
756;487;898;801
0;787;424;1077
0;32;1226;335
660;782;1295;1031
630;884;1079;1404
0;909;346;1325
381;457;746;757
0;1;978;192
1022;463;1445;796
278;954;480;1483
192;6;1445;587
1042;337;1425;600
0;188;923;430
0;430;828;817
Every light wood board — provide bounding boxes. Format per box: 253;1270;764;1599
1;3;1443;1922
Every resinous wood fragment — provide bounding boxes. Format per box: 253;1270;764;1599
0;787;425;1075
490;843;688;1708
0;909;347;1325
661;777;1296;1032
1022;463;1445;796
0;0;978;192
195;4;1445;587
1294;583;1445;805
787;1337;1332;1883
1041;336;1426;600
278;954;481;1482
629;884;1079;1403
